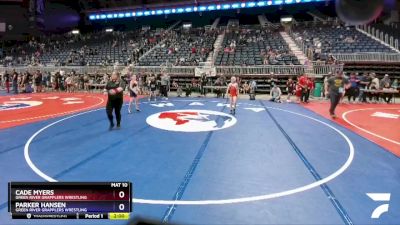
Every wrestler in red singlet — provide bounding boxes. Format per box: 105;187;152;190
229;83;238;97
227;76;239;115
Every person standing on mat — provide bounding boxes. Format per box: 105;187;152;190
148;75;157;101
128;74;140;114
286;77;295;102
298;73;310;103
325;71;350;119
104;72;124;130
226;76;239;115
160;72;170;100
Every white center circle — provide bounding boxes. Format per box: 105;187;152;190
23;100;354;205
146;109;237;132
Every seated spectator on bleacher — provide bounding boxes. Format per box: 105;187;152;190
326;55;336;64
344;36;355;43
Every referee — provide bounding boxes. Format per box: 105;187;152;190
104;72;124;130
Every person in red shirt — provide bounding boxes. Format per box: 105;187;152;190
298;74;310;103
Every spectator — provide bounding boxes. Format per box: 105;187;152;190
214;77;224;98
391;79;398;89
43;72;50;91
172;80;182;97
184;83;192;97
65;75;73;93
358;73;371;102
327;55;336;64
286;77;296;102
308;77;315;98
380;74;392;103
23;72;32;93
380;74;391;90
242;82;250;94
369;73;380;103
58;71;64;91
12;71;18;94
199;74;208;96
160;73;170;100
322;73;332;99
34;71;43;93
249;80;257;97
345;73;360;103
270;83;282;103
4;71;10;93
298;74;310;103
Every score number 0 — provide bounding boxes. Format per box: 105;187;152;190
118;191;125;211
113;183;129;211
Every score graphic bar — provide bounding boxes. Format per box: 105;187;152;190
8;182;132;220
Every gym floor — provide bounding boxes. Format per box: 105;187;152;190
0;92;399;225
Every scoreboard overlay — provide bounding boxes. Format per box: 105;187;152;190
8;182;132;220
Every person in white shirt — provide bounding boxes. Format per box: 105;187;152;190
65;75;73;93
369;73;380;103
370;73;380;89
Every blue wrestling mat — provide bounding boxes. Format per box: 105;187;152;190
0;97;399;225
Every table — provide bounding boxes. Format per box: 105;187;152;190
88;83;106;92
360;88;399;103
203;86;228;97
203;86;228;92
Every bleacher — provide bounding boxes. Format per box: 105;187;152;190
2;16;399;94
138;27;218;66
215;27;300;66
307;9;332;21
292;24;396;61
1;29;163;67
370;23;400;41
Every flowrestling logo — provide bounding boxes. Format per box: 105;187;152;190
146;110;237;132
366;193;391;219
0;101;43;111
